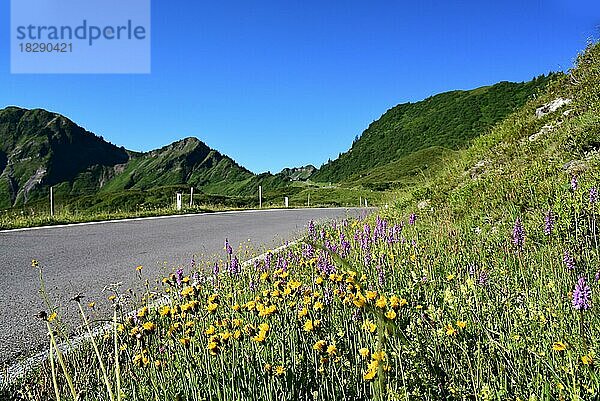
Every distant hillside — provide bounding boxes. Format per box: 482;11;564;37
277;165;316;182
0;107;278;209
312;76;555;184
0;107;130;208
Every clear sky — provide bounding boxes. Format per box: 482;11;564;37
0;0;598;173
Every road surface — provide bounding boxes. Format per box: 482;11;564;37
0;207;370;369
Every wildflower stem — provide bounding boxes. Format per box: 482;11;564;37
113;308;122;401
76;301;115;401
46;321;77;400
48;335;61;401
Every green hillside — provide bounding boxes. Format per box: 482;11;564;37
0;107;130;209
313;76;555;184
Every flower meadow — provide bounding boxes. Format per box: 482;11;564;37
4;42;600;401
6;174;600;401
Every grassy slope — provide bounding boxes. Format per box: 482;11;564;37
313;76;555;185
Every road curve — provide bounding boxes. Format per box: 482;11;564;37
0;207;370;368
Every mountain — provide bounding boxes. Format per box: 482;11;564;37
277;165;316;182
0;107;130;208
312;76;556;184
0;107;266;209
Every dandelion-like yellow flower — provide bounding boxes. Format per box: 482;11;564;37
326;344;337;356
365;291;378;301
456;320;467;329
180;286;195;297
47;312;58;323
445;324;457;336
362;320;376;333
358;348;370;358
552;342;567;352
582;354;593;365
137;307;148;318
142;321;156;332
313;301;324;311
179;337;191;347
205;325;216;335
136;265;143;272
313;340;327;351
207;302;218;313
304;319;315;332
375;296;387;309
274;365;285;376
385;309;397;320
159;305;170;316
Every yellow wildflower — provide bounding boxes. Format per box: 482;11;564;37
326;344;337;356
552;342;567;352
313;340;327;351
274;366;285;376
159;305;170;316
375;296;387;309
362;320;376;333
142;321;156;332
205;325;216;335
385;309;397;320
445;324;457;336
358;348;370;358
456;320;467;329
47;312;58;323
137;307;148;318
582;354;594;365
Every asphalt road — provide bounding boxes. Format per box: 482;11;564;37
0;207;370;369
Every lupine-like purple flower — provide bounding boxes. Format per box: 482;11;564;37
590;187;598;204
409;213;417;225
512;218;524;250
213;262;219;276
225;238;233;255
572;277;591;311
190;257;196;269
478;270;489;286
544;211;554;236
308;220;316;238
175;267;184;285
595;271;600;283
563;251;575;271
229;256;240;275
571;176;578;191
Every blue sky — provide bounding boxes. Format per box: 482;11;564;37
0;0;598;173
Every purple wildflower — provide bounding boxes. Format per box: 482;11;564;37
224;238;233;255
512;218;524;250
590;187;598;204
249;281;257;291
409;213;417;225
572;277;591;311
544;211;554;236
595;271;600;283
477;270;489;286
175;267;184;285
229;256;240;275
190;257;196;269
563;251;575;271
213;262;219;276
308;220;316;238
571;176;578;191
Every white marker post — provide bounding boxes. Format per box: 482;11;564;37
284;197;289;208
360;196;362;207
259;186;262;209
365;199;368;207
176;192;182;211
190;187;194;207
308;193;310;207
50;186;54;217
